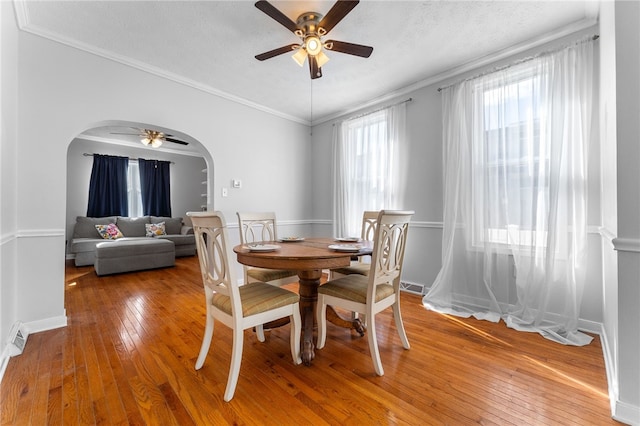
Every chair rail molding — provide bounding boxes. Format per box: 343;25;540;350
612;237;640;253
0;231;17;246
16;229;66;238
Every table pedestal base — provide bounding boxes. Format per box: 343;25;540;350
326;308;366;337
252;269;366;365
298;270;319;365
297;270;366;365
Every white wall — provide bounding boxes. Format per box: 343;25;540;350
65;138;207;249
612;1;640;423
598;0;620;418
311;26;605;324
0;1;20;377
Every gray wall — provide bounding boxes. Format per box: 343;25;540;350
612;1;640;422
65;138;207;251
1;1;20;374
598;0;621;419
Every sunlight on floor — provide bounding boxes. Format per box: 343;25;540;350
440;313;609;400
522;354;609;399
442;313;514;347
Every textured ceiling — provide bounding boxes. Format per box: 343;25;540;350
18;0;598;127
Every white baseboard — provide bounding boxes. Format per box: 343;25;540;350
597;323;640;425
577;318;603;335
0;345;14;385
614;400;640;425
599;325;619;417
24;314;67;334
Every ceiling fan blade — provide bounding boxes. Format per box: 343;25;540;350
255;44;299;61
165;137;188;145
325;40;373;58
254;1;298;33
318;0;359;35
309;55;322;79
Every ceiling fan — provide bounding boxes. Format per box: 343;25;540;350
110;128;189;148
254;0;373;79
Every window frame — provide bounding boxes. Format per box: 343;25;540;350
469;67;554;251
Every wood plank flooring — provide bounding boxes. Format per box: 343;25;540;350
1;256;619;425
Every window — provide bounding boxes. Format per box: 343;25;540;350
127;161;143;217
333;103;405;238
471;69;551;248
344;111;390;206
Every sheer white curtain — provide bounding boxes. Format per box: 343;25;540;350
423;37;594;345
333;103;406;237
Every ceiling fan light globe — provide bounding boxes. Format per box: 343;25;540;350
141;137;151;146
316;50;330;67
292;48;307;66
151;138;163;148
306;36;322;56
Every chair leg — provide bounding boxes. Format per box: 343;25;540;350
255;324;266;342
316;297;327;349
290;307;302;365
224;327;244;402
392;301;410;350
366;315;384;376
195;314;214;370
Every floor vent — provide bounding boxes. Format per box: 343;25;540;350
8;322;28;357
400;281;426;295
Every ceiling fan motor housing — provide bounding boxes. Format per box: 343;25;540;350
296;12;323;37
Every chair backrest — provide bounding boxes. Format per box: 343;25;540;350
361;211;379;242
188;211;241;314
368;210;414;297
236;212;278;244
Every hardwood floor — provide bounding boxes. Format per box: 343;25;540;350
1;256;618;425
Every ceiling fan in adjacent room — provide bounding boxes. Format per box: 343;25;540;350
254;0;373;79
110;128;189;148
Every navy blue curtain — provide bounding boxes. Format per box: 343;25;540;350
86;154;129;217
138;158;172;217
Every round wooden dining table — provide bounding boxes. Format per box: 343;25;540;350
233;237;371;365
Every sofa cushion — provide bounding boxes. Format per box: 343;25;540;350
96;238;175;258
95;223;124;239
157;234;195;246
151;216;182;235
116;216;150;237
70;238;113;254
145;222;166;237
73;216;117;239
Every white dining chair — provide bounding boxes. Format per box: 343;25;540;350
236;211;301;341
329;210;379;279
236;212;299;286
188;211;302;401
316;210;414;376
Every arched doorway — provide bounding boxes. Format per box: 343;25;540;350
65;120;214;262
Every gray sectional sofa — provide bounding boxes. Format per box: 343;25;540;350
69;215;196;267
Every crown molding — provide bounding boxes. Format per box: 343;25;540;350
13;0;309;126
13;0;596;128
312;17;598;126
